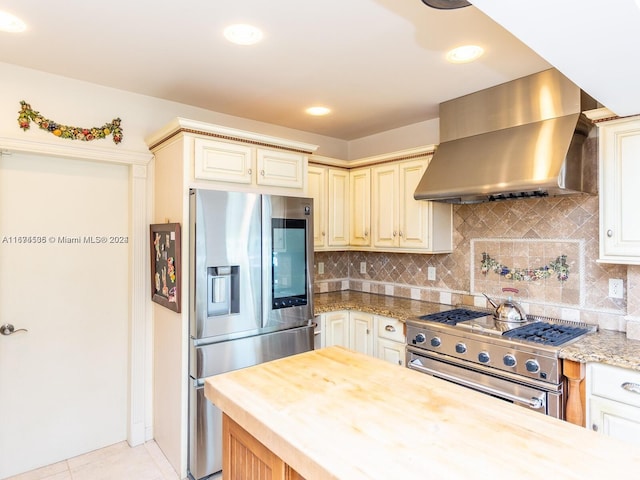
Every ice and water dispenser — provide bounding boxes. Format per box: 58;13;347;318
206;266;239;316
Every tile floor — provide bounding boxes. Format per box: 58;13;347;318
6;441;182;480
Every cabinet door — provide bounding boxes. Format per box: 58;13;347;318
194;138;253;184
349;312;374;356
256;148;305;189
599;117;640;263
372;164;399;248
589;396;640;446
398;159;430;249
307;166;327;248
327;168;350;247
350;168;371;246
376;338;405;367
323;311;349;348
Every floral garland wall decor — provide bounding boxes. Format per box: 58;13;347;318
480;252;570;282
17;101;123;144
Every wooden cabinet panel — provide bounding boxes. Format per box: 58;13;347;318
223;414;305;479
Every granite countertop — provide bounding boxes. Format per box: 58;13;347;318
313;290;448;320
559;329;640;371
315;290;640;372
205;346;640;479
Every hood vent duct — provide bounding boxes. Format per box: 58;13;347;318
414;69;598;204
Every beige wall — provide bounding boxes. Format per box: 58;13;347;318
315;193;635;333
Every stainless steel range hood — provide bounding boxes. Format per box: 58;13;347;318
414;69;598;204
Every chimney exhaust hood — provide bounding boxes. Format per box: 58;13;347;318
414;69;598;204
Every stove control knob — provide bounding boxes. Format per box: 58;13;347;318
503;354;517;367
525;359;540;373
430;336;442;348
478;351;490;364
414;333;426;344
455;342;467;354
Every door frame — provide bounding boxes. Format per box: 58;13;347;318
1;136;153;447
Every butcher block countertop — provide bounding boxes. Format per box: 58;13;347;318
204;346;640;480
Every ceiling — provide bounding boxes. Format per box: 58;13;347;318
0;1;568;141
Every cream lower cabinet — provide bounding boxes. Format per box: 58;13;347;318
371;159;452;253
596;115;640;264
587;363;640;446
374;316;405;367
319;310;373;356
318;311;405;366
307;165;349;250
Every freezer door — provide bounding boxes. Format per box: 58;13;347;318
188;325;313;478
190;324;313;378
189;381;222;479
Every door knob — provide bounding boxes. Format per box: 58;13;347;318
0;324;28;336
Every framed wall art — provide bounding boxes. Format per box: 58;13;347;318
150;222;181;312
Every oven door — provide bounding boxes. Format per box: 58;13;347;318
407;347;563;418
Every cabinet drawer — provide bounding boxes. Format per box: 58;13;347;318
589;363;640;407
375;316;404;343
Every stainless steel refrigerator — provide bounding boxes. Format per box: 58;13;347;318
188;189;314;480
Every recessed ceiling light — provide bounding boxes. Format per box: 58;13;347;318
446;45;484;64
0;11;26;33
223;24;263;45
305;106;331;116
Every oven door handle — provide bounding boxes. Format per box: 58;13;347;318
408;359;545;410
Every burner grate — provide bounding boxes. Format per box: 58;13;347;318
418;308;488;326
502;322;589;346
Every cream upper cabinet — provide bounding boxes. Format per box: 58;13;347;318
350;168;371;246
371;158;452;253
597;115;640;264
371;163;399;248
193;137;309;190
308;165;349;250
307;165;327;248
327;168;350;247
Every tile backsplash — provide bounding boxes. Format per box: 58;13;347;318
314;194;633;332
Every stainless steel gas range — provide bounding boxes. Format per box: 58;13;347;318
406;308;596;419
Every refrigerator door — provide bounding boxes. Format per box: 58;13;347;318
188;325;313;478
191;189;262;341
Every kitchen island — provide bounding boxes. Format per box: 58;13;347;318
204;346;640;479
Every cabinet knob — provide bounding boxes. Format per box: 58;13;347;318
364;230;369;237
260;170;265;176
322;231;326;236
399;231;403;237
607;229;613;238
393;231;397;237
592;424;599;432
248;168;253;175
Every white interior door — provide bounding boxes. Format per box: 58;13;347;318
0;152;130;478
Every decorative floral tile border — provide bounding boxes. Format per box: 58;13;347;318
470;238;585;308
